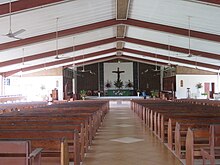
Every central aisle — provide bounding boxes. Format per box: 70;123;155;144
82;101;183;165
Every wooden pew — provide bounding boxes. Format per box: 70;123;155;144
186;128;209;165
130;99;220;165
174;121;215;159
0;101;48;112
0;130;80;165
0;100;109;165
200;125;220;165
168;117;220;155
0;140;43;165
176;99;220;107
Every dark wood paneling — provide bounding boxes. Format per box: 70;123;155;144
139;63;160;95
163;76;176;92
133;62;138;92
99;63;104;92
77;63;98;95
63;68;74;99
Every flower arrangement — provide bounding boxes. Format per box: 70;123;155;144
114;79;124;89
125;80;133;88
196;83;202;89
105;80;112;88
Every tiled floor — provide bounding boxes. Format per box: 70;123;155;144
82;102;183;165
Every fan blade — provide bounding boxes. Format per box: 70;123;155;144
11;36;23;40
4;33;22;39
12;29;26;36
55;56;60;59
187;54;193;57
55;55;70;59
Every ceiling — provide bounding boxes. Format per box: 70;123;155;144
0;0;219;77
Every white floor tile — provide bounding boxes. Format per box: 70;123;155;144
110;137;144;144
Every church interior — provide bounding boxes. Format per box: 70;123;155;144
0;0;220;165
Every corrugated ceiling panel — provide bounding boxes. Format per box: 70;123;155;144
124;42;220;66
129;0;220;35
0;0;116;43
127;26;220;55
0;26;115;62
0;42;116;72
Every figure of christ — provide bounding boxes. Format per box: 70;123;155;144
112;67;125;82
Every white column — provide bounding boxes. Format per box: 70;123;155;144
217;71;220;93
160;66;164;91
0;74;4;95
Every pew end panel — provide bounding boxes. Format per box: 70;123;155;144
0;140;43;165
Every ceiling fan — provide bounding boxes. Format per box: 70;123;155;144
187;16;193;57
152;53;160;72
54;18;70;60
78;64;96;75
3;0;26;39
164;36;178;71
141;69;148;74
175;16;194;58
77;52;96;75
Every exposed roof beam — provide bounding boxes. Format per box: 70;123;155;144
3;48;117;77
122;37;220;61
116;41;125;49
75;54;167;67
116;0;130;51
123;48;220;70
116;0;130;20
3;45;219;77
75;56;117;67
0;19;117;51
1;36;219;68
116;25;126;38
121;55;167;66
0;18;219;52
185;0;220;6
0;0;71;17
124;18;220;43
0;38;118;67
198;0;220;4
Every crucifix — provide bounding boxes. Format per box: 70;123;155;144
112;67;125;82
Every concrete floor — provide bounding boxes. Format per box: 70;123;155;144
82;101;183;165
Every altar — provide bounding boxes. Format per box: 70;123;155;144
104;65;134;96
106;89;133;96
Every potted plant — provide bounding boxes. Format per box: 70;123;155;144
79;90;87;100
196;83;202;98
196;83;202;89
201;92;208;99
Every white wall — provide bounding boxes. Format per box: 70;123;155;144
104;62;133;89
176;75;219;99
4;76;63;101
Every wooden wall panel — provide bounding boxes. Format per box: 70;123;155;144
76;63;98;95
139;63;160;95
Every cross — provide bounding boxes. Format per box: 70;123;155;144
112;67;125;82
